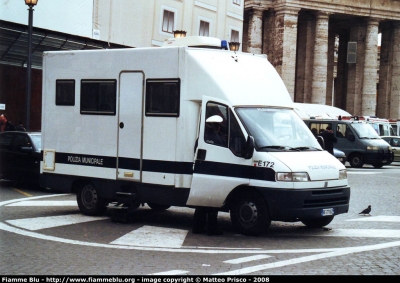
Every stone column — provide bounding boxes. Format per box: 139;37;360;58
263;10;275;62
390;23;400;119
311;12;330;105
346;22;366;116
248;8;264;54
295;13;314;103
335;31;349;111
273;7;300;99
377;23;392;118
326;26;336;106
361;18;380;116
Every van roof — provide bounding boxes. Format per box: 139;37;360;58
293;103;351;119
162;36;224;49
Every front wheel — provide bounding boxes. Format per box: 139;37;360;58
77;183;108;216
230;191;270;236
301;216;334;228
349;153;364;168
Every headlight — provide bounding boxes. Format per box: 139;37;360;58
339;169;347;180
276;172;309;182
367;146;379;151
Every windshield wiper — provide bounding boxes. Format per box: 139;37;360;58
290;146;321;151
258;145;288;150
359;137;370;139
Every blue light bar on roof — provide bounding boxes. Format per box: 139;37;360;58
221;40;228;50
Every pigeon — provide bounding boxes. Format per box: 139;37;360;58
359;205;371;216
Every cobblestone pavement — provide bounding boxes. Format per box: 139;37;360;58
1;163;399;275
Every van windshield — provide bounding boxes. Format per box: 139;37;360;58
235;107;322;151
352;123;381;139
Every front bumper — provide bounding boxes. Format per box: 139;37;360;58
257;185;350;221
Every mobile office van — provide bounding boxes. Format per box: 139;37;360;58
341;116;396;137
303;117;394;168
41;37;350;235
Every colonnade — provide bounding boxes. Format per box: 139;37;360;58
244;6;400;119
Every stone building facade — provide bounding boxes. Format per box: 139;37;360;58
244;0;400;119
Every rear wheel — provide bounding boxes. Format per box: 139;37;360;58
349;153;364;168
301;216;334;228
77;183;108;216
230;191;270;236
147;203;171;211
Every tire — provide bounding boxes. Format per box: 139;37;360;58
77;183;108;216
230;191;270;236
372;163;383;169
349;153;364;168
301;216;334;228
147;203;171;211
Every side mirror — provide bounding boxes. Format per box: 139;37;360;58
347;134;355;142
242;135;254;159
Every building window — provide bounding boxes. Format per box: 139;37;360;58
146;79;180;117
199;20;210;36
233;0;241;6
56;80;75;106
231;29;239;42
80;80;116;115
162;9;174;34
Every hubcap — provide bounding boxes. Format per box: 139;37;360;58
239;201;258;224
82;185;97;209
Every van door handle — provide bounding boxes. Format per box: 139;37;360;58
119;122;124;129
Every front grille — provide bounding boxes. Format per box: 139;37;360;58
303;197;349;208
311;189;343;195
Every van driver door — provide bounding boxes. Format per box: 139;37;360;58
187;96;251;208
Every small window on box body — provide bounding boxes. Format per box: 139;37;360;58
56;80;75;106
146;79;180;117
80;80;116;115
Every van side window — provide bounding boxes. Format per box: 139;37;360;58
146;79;180;117
204;102;228;147
229;111;246;156
56;80;75;106
80;80;116;115
336;124;347;138
309;123;331;135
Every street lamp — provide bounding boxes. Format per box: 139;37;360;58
24;0;38;131
173;30;187;38
229;42;241;52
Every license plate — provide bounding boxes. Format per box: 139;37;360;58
321;208;334;216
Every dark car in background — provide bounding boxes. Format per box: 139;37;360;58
381;136;400;162
0;131;41;186
334;148;346;165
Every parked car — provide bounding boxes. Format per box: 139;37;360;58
334;148;346;165
381;136;400;162
0;131;42;186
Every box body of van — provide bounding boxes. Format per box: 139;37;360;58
304;119;393;168
41;41;350;235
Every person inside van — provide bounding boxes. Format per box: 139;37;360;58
204;116;227;146
336;126;344;138
319;126;337;155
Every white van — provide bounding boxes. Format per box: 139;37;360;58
41;37;350;235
